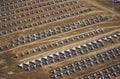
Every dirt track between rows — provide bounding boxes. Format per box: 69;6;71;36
86;0;120;17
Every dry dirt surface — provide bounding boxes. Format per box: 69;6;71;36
0;0;120;79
